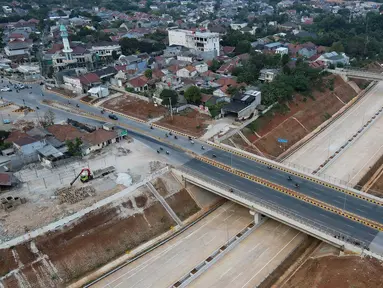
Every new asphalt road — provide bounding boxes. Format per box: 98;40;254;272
2;81;382;247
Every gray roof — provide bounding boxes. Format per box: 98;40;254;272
38;144;64;159
7;41;30;50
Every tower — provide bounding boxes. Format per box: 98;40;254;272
60;25;73;61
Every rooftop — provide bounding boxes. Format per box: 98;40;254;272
82;129;117;146
46;125;84;142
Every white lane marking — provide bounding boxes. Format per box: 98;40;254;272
196;232;209;241
292;84;382;157
229;272;244;284
113;282;124;288
241;232;301;288
219;267;233;279
205;236;217;245
232;216;243;225
184;203;235;239
102;204;237;286
249;243;261;253
164;253;179;265
356;208;367;214
224;214;233;221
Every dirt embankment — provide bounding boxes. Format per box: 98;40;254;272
242;75;358;158
284;255;383;288
0;183;202;287
102;95;167;120
157;108;211;137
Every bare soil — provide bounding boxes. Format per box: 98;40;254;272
245;76;357;158
284;255;383;288
157;108;211;137
102;95;167;120
80;96;93;103
0;181;201;287
349;78;372;90
165;188;200;221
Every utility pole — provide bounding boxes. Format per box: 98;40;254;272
169;97;173;120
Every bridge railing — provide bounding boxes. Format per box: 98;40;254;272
178;167;372;249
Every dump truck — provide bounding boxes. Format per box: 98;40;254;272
70;166;115;186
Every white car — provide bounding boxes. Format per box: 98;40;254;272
0;87;11;92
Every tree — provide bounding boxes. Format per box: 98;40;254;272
160;89;178;106
144;69;153;79
226;86;240;96
209;59;222;72
184;86;201;104
43;110;55;127
112;50;119;60
281;54;290;66
29;32;39;42
330;41;345;53
56;10;67;17
66;137;83;156
235;40;251;55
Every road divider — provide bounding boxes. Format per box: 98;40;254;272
48;87;198;139
207;141;383;207
194;154;383;232
39;99;383;231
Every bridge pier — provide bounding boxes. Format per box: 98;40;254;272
249;210;262;224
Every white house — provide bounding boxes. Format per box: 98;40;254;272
177;54;194;63
230;23;248;30
276;47;288;56
317;52;350;67
176;66;197;78
88;86;109;98
194;63;208;74
90;43;121;60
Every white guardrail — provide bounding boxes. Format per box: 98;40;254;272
175;168;383;261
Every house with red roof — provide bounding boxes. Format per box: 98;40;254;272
126;75;149;92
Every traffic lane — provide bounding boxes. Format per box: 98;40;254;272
92;203;253;288
4;87;381;217
203;148;383;224
8;85;381;223
3;84;209;156
185;159;379;245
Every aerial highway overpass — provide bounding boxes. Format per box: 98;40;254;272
2;82;383;258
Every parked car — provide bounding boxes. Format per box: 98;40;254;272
108;114;118;120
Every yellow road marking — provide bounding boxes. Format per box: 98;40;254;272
195;154;383;232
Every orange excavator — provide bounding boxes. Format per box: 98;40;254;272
70;166;115;186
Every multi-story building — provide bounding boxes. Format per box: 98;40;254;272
47;25;96;73
89;43;121;62
168;28;220;59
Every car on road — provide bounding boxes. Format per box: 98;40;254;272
108;114;118;120
0;87;12;92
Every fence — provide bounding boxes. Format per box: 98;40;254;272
15;153;119;193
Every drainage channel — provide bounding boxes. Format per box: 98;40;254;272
313;106;383;175
169;218;266;288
